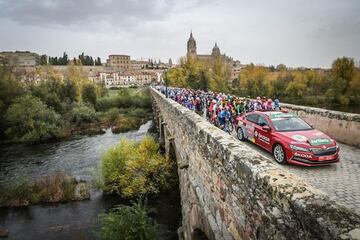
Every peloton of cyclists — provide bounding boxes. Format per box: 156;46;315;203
156;86;281;134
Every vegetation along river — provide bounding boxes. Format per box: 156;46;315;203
0;121;181;240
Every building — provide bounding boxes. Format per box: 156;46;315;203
0;51;41;66
230;60;244;80
187;32;231;62
131;60;149;70
186;32;242;81
95;70;156;88
106;55;131;69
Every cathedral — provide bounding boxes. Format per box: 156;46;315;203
187;32;230;62
186;32;242;80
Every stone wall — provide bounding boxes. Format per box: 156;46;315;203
281;103;360;147
151;88;360;240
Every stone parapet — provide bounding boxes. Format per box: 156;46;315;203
281;103;360;147
151;88;360;240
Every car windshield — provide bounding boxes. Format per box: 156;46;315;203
271;117;312;132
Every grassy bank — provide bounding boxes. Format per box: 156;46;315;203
0;172;90;207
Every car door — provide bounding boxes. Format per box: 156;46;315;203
244;113;259;143
254;115;272;151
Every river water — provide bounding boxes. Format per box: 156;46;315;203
0;121;181;240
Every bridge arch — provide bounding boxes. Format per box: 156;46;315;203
192;228;209;240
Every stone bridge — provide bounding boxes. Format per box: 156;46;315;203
151;88;360;240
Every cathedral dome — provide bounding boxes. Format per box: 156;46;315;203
212;42;220;56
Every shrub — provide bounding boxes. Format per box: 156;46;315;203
98;202;156;240
70;104;97;125
101;136;173;198
82;83;97;105
33;172;77;202
128;108;148;117
105;108;120;123
5;95;63;144
111;117;142;133
0;178;35;207
304;96;319;106
0;173;85;207
95;88;151;112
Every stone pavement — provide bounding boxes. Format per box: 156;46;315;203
281;143;360;212
239;138;360;213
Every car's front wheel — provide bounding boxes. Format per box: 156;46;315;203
273;144;286;164
237;127;245;141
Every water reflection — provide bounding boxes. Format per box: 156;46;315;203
0;121;180;240
0;121;153;184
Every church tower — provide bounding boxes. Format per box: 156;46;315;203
187;31;197;60
212;42;221;57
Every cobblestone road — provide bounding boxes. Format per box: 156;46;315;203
200;101;360;213
238;137;360;213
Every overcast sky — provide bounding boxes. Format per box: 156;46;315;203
0;0;359;68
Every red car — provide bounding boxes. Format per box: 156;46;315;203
235;111;340;166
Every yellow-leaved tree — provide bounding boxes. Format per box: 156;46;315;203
101;136;174;198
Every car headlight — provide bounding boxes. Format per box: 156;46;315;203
290;144;310;152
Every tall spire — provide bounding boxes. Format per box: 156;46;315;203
187;30;197;60
190;30;194;39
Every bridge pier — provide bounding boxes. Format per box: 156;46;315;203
150;87;360;240
152;97;217;240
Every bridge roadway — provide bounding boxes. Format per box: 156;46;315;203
198;108;360;212
228;131;360;213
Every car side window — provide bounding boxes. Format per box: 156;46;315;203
258;116;269;127
246;114;259;124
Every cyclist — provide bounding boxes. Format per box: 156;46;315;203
218;107;230;130
264;99;274;110
274;99;281;110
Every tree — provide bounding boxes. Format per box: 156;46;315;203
199;70;209;91
98;202;156;240
70;103;97;125
208;55;231;92
40;55;48;65
276;63;287;71
326;57;355;105
349;69;360;103
166;66;186;87
79;52;85;65
5;95;63;144
31;77;67;113
60;80;78;103
101;136;173;198
82;83;97;105
66;64;88;101
95;57;102;66
0;66;25;107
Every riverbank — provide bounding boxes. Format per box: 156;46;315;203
0;121;181;240
0;172;90;208
0;188;181;240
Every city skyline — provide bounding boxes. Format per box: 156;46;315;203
0;0;359;68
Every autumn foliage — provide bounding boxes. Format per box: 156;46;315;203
166;57;360;111
101;136;174;198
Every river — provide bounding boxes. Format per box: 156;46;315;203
0;121;181;240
